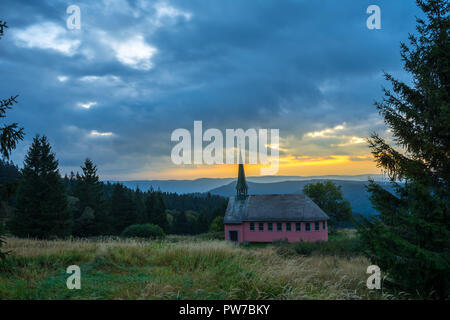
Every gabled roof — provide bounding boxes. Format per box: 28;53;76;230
224;194;330;224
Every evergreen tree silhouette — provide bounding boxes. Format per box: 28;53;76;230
358;0;449;298
9;135;71;239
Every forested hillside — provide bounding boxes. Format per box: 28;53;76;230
0;157;227;238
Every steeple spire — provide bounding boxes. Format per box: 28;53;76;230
236;147;248;199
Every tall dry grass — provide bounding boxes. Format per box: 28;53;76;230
1;237;392;300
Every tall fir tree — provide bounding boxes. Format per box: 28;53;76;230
9;135;71;239
0;19;24;259
73;158;109;236
110;183;137;235
357;0;449;298
144;189;169;231
197;209;211;234
62;171;77;196
154;191;168;231
134;186;147;224
173;210;189;234
144;187;156;224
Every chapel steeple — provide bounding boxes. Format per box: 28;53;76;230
236;150;248;199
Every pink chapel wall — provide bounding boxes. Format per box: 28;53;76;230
224;221;328;243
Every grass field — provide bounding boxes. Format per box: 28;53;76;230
0;231;399;300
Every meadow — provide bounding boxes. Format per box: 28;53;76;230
0;231;400;300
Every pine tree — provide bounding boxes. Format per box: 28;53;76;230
73;158;108;236
63;171;77;196
110;183;137;235
0;159;20;218
173;210;189;234
357;0;449;298
144;188;156;224
144;189;169;231
197;209;211;234
9;135;71;239
134;186;147;224
0;19;24;259
154;191;168;231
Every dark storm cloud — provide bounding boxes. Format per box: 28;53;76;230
0;0;421;178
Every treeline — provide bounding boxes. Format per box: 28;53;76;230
0;135;227;239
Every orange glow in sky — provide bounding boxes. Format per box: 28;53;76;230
125;154;380;180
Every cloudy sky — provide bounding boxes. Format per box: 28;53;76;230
0;0;421;180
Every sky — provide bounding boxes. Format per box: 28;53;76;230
0;0;422;180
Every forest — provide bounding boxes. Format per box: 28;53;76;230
0;143;228;239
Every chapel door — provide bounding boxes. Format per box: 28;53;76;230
229;231;238;242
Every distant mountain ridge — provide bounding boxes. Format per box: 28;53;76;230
107;174;390;216
107;174;387;194
107;178;234;194
208;179;395;216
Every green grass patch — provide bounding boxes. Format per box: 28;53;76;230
0;232;392;300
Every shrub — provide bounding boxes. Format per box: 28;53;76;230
209;216;224;233
319;238;362;256
293;237;362;257
197;231;224;240
294;241;317;256
121;224;165;239
271;239;295;257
